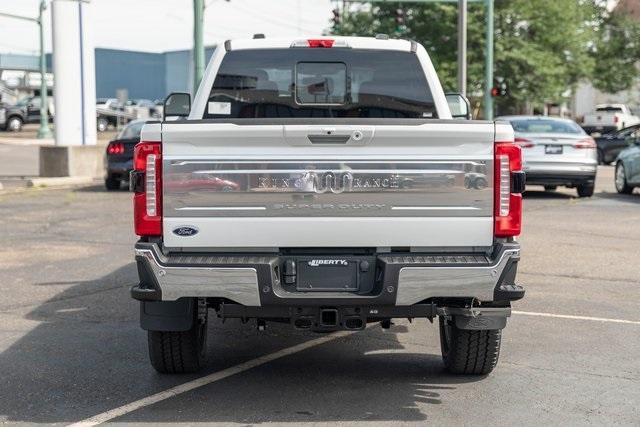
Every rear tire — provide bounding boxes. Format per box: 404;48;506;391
148;309;208;374
544;185;557;191
615;162;633;194
6;116;23;132
439;316;501;375
577;183;595;197
104;177;121;190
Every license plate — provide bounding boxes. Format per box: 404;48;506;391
296;259;358;292
545;145;563;154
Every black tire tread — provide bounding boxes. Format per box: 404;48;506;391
104;177;120;191
148;328;203;374
577;183;595;198
440;318;501;375
616;163;633;194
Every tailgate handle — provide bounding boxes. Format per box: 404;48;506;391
307;134;350;144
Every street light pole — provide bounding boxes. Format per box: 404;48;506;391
193;0;205;94
483;0;494;119
37;0;52;139
457;0;467;97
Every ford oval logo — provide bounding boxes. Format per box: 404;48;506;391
172;226;199;237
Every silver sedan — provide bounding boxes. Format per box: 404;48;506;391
498;116;598;197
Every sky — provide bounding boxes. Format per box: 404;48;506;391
0;0;335;55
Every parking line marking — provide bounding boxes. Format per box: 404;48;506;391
69;331;353;427
513;310;640;325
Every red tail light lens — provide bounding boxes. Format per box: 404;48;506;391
307;39;334;48
133;141;162;236
495;142;523;237
107;142;124;155
574;137;596;149
514;137;534;148
614;115;619;124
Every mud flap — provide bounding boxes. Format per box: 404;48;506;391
140;299;194;332
454;315;507;330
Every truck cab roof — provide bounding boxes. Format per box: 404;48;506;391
226;36;416;52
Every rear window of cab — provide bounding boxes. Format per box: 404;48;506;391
204;48;436;119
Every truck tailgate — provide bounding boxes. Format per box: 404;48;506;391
161;121;495;249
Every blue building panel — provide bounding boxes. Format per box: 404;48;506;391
0;53;40;71
164;49;191;95
164;46;217;95
95;48;166;100
2;46;217;101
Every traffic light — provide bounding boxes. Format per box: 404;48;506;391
332;8;340;26
394;8;407;33
395;8;405;25
491;80;508;97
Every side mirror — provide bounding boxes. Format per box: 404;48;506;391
446;93;472;120
164;92;191;118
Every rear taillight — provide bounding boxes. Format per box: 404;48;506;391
495;141;524;237
514;137;534;148
574;137;596;149
133;141;162;236
614;115;619;124
107;142;124;155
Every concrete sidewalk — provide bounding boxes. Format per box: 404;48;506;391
0;143;40;177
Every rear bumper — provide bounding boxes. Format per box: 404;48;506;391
582;125;617;135
131;241;522;306
106;160;133;179
525;171;596;186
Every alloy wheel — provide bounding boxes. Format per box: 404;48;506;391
615;164;626;192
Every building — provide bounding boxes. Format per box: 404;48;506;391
0;45;216;104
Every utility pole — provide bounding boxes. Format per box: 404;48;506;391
457;0;467;97
0;2;53;138
193;0;205;94
483;0;494;119
37;0;52;138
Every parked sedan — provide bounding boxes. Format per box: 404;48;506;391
104;119;146;190
498;116;598;197
614;135;640;194
595;124;640;165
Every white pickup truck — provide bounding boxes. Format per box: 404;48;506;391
582;104;640;135
130;36;526;376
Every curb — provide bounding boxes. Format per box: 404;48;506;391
27;176;95;188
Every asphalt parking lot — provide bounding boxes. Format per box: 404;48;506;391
0;165;638;425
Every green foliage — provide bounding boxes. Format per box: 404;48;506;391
331;0;639;113
591;12;640;93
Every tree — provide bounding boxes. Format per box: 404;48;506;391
330;0;639;115
591;12;640;94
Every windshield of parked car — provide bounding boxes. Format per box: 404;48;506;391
509;119;585;134
204;48;436;119
16;97;34;107
117;121;145;139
